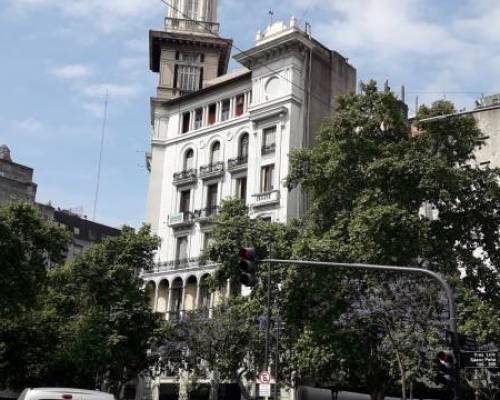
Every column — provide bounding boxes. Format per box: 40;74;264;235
166;287;173;321
209;291;215;318
180;285;187;318
153;282;159;313
226;278;231;300
229;97;235;119
195;281;201;311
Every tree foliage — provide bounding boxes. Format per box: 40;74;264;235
202;82;500;399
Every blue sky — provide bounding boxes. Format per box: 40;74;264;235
1;0;499;228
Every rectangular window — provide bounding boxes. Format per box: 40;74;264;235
260;164;275;192
203;231;213;250
221;99;230;121
208;103;217;125
263;126;276;149
236;176;247;203
178;65;200;91
206;184;218;213
179;190;191;213
182;112;191;133
176;236;189;262
194;108;203;130
235;94;245;117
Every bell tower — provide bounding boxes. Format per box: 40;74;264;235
149;0;232;100
165;0;219;36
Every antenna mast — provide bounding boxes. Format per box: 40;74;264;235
93;90;109;221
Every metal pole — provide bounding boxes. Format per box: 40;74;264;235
262;259;461;400
264;246;272;371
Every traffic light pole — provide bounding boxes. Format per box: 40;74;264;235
262;259;461;400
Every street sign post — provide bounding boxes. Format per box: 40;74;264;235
461;351;499;369
259;384;271;398
259;371;271;383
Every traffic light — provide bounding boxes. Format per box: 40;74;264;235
239;247;258;287
436;350;456;386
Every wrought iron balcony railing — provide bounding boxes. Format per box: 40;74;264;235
199;162;224;178
261;143;276;155
168;211;195;227
194;206;219;220
173;169;197;183
227;156;248;170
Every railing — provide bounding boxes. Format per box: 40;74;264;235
165;18;220;34
168;211;195;226
199;162;224;178
150;257;207;273
194;206;219;220
261;143;276;155
252;190;280;205
227;156;248;170
173;169;197;182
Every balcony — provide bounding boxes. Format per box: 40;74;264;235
227;156;248;173
262;143;276;155
199;162;224;180
194;207;219;223
252;190;280;208
165;17;220;35
173;169;197;186
168;212;195;228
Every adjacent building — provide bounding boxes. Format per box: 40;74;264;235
0;145;121;263
0;145;37;205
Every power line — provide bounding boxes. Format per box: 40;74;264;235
159;0;334;110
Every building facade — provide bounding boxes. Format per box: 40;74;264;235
144;6;356;321
0;145;37;205
141;2;356;400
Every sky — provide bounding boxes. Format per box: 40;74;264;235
1;0;499;229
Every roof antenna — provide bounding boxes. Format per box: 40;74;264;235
269;9;274;25
93;90;109;221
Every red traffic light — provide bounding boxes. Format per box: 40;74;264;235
239;247;256;260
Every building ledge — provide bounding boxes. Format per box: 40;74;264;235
251;190;280;208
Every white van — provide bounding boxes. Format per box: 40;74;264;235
17;388;115;400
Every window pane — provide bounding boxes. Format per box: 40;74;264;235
194;108;203;130
208;104;217;125
235;94;244;116
239;134;249;158
207;184;218;210
263;126;276;146
221;99;230;121
185;150;194;170
182;112;191;133
211;142;220;163
180;190;191;212
261;165;274;192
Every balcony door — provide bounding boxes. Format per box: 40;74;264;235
206;184;218;214
180;190;191;213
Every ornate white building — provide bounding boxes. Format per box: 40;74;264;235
140;2;356;399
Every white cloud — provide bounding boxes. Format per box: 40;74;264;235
50;64;94;79
9;118;44;135
9;0;163;33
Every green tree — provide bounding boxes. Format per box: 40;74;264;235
285;82;500;398
0;203;69;390
45;226;162;397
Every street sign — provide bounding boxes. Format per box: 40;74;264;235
259;371;271;383
259;384;271;397
461;351;499;369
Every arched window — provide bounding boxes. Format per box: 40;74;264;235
210;141;220;164
184;149;194;170
239;133;249;160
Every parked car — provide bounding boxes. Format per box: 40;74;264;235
17;388;115;400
